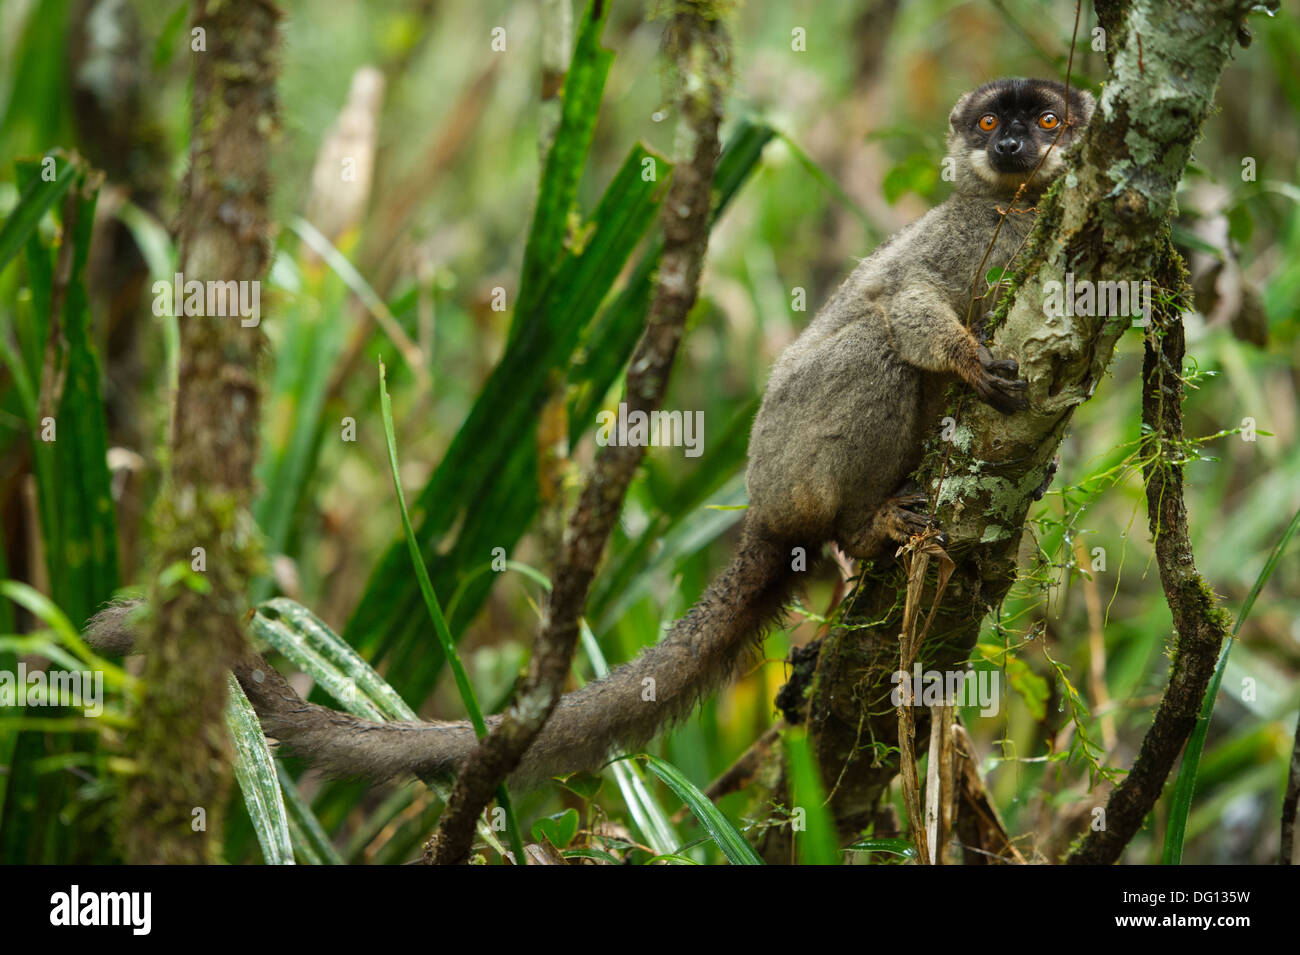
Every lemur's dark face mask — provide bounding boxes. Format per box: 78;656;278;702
973;103;1064;175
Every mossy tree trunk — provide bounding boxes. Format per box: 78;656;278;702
785;0;1252;859
121;0;279;864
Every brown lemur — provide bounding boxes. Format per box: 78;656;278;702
87;78;1094;787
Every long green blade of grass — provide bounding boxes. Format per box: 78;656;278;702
0;152;77;273
1162;503;1300;864
379;361;486;735
378;361;526;864
633;754;764;865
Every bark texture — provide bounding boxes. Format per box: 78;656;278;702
120;0;278;864
797;0;1251;857
1066;306;1232;864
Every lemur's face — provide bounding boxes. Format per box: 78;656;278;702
947;78;1095;194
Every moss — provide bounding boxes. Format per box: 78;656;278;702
985;176;1066;337
119;0;278;865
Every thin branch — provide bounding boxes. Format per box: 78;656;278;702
422;0;729;866
1066;295;1232;864
1284;712;1300;864
803;0;1251;850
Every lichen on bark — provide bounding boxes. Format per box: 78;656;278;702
781;0;1253;858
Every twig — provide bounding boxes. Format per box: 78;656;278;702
1066;306;1231;865
806;0;1247;855
422;0;729;865
1073;535;1117;753
953;723;1026;864
896;535;954;865
1283;712;1300;864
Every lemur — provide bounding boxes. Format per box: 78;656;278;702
87;78;1095;787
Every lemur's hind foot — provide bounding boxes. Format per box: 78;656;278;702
838;490;946;560
879;491;947;546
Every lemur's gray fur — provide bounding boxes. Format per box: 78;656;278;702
86;79;1094;787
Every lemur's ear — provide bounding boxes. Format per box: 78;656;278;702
948;90;975;134
1071;88;1097;126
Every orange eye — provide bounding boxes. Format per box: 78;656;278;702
1038;112;1061;129
978;114;998;131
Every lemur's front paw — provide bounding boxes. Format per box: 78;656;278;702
975;344;1029;414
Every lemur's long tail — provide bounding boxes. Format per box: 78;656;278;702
85;518;797;787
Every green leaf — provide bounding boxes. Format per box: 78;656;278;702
977;641;1049;721
378;361;487;736
1170;222;1224;261
531;808;581;849
577;620;680;856
251;597;413;722
0;160;116;862
152;0;192;70
632;753;764;865
0;0;76;151
8;160;118;629
775;128;874;234
784;728;840;865
557;771;604;801
590;405;755;631
114;201;179;395
882;153;938;204
0;154;78;273
277;765;343;865
377;360;525;865
250;597;511;862
0;581;132;693
226;675;294;865
1226;203;1253;246
444;559;552;625
0;579;79;646
513;0;614;337
595;475;745;634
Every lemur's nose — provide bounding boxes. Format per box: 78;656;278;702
994;136;1025;156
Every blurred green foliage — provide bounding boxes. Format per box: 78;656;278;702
0;0;1297;864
